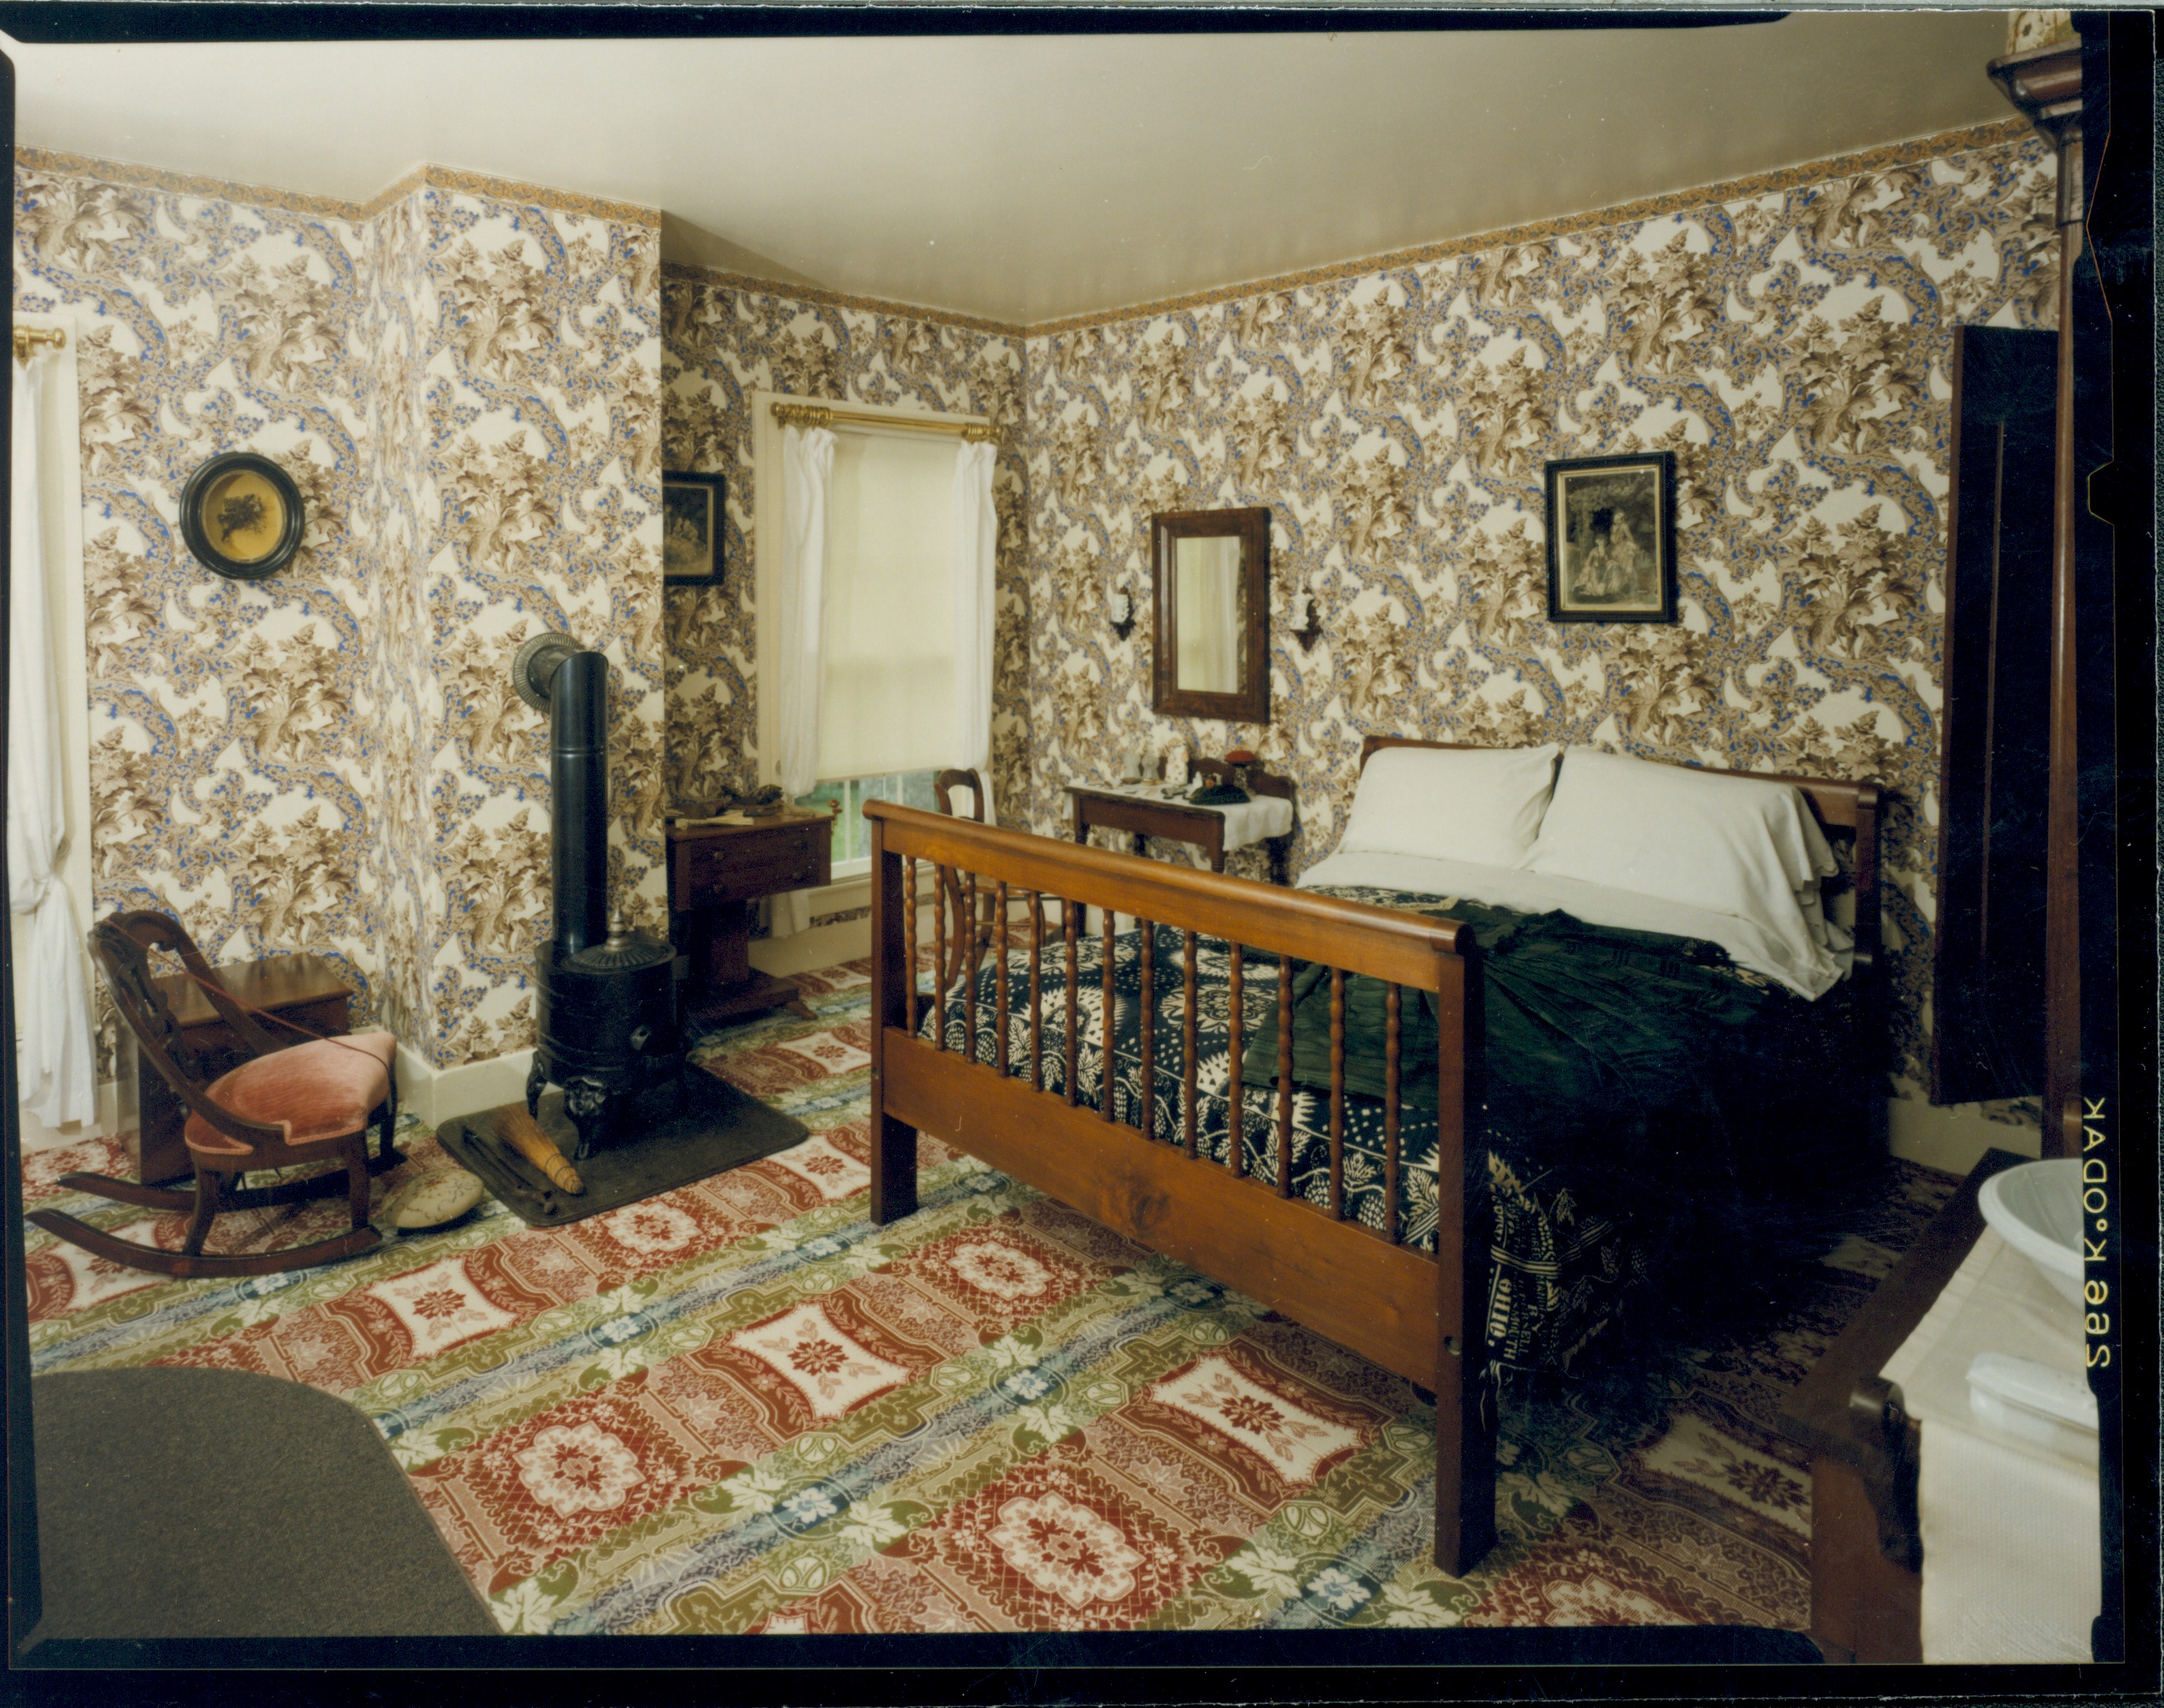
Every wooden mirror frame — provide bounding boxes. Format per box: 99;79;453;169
1150;506;1270;725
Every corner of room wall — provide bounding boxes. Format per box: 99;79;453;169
13;150;666;1105
1013;121;2058;1149
658;264;1031;826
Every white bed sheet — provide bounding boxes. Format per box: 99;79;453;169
1298;849;1851;1001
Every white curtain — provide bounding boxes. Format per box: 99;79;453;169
10;353;95;1125
950;440;998;823
768;423;835;937
817;431;957;782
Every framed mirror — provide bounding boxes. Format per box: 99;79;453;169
1151;506;1269;724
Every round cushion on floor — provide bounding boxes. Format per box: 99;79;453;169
381;1168;485;1230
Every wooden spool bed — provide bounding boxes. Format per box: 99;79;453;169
862;742;1882;1576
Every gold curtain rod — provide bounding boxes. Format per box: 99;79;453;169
13;326;66;360
770;400;997;443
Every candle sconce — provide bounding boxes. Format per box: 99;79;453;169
1108;587;1137;640
1287;586;1321;648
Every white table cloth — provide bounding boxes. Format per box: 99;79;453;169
1880;1225;2099;1663
1094;784;1296;853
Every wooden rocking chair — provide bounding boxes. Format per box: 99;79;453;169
28;911;404;1280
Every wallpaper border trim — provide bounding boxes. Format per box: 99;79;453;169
659;259;1025;338
1025;116;2037;337
12;147;664;228
22;114;2032;339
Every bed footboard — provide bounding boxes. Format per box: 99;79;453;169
864;801;1498;1575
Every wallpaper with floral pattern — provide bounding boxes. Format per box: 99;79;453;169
19;124;2052;1105
1015;131;2058;1098
12;153;663;1072
658;265;1030;817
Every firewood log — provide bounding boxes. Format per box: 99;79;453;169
496;1106;584;1194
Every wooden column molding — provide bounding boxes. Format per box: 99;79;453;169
1987;40;2084;1159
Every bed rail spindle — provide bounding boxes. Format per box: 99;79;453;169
1028;891;1043;1093
1101;904;1118;1125
965;869;981;1064
1227;944;1245;1177
903;856;919;1035
994;882;1009;1076
1276;954;1294;1198
1138;922;1155;1139
1182;932;1199;1159
1064;900;1080;1107
931;865;947;1051
1328;966;1346;1221
1385;981;1402;1245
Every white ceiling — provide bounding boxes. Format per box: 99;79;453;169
6;12;2017;326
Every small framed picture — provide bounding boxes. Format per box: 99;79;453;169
179;450;306;581
1543;452;1676;623
662;471;726;586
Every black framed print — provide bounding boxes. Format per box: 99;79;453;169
179;450;306;581
662;470;726;587
1543;451;1676;623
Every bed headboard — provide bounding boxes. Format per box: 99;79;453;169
1354;737;1884;981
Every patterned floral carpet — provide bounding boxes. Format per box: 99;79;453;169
21;958;1956;1636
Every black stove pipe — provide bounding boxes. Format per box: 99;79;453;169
548;649;610;955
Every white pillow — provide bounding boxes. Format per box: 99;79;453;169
1338;743;1562;868
1522;747;1838;935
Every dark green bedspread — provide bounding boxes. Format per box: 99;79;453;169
1243;895;1864;1227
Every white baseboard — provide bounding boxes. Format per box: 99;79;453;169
395;1043;535;1129
751;873;945;981
1887;1094;2042;1176
752;917;873;978
15;1079;122;1156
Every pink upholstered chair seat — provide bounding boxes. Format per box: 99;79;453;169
184;1030;398;1156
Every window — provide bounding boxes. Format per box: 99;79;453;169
795;770;940;878
815;432;958;783
752;391;997;928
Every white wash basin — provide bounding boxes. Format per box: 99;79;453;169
1979;1159;2085;1304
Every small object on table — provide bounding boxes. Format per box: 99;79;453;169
671;783;787;823
669;806;833;1030
498;1105;585;1194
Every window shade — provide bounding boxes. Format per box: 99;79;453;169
815;430;957;783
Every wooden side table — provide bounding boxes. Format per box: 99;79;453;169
668;808;834;1030
1065;763;1296;882
1777;1146;2028;1663
130;953;355;1185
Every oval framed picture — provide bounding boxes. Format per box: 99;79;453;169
179;451;306;581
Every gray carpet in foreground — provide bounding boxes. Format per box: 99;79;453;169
31;1368;498;1639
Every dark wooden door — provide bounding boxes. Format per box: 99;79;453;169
1931;324;2054;1105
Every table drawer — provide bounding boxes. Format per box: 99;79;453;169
676;820;829;907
